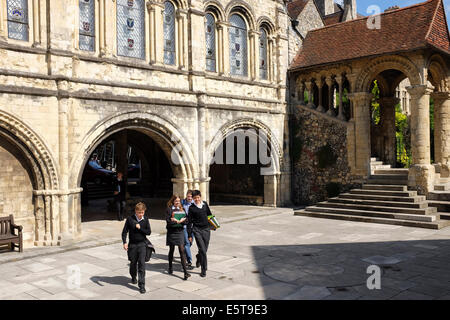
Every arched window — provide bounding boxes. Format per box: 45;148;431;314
79;0;95;51
205;13;216;72
117;0;145;59
163;1;176;65
259;28;268;80
7;0;29;41
229;14;248;77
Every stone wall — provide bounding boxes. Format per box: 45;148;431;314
0;140;35;246
291;106;361;205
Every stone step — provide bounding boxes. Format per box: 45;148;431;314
435;183;450;191
316;201;437;215
294;210;449;229
427;192;450;201
370;174;409;180
305;206;436;222
439;213;450;220
365;178;409;185
370;161;384;166
349;189;417;197
339;193;426;203
373;169;409;175
372;165;392;170
370;157;380;162
427;200;450;213
329;197;429;209
362;184;407;191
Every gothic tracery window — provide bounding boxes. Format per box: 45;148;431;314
7;0;29;41
79;0;95;51
205;13;216;72
229;14;248;77
163;1;176;65
117;0;145;59
259;28;268;80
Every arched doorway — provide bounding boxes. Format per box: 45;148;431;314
80;129;173;222
70;112;198;231
208;121;282;206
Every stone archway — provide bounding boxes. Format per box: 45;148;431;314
0;110;60;247
206;118;283;207
69;111;198;233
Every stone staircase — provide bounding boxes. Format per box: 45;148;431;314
294;158;450;229
427;165;450;221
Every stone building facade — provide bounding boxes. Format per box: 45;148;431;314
0;0;298;247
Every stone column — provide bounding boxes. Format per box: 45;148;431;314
249;30;258;80
32;0;41;46
305;81;315;109
297;80;305;105
379;96;399;167
176;10;186;69
147;2;156;64
326;77;335;116
219;21;230;76
0;0;5;40
216;23;224;74
268;37;274;82
263;174;279;207
432;91;450;178
336;75;346;120
407;85;434;194
99;0;106;56
316;79;325;112
349;92;372;176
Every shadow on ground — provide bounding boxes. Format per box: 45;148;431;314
251;239;450;300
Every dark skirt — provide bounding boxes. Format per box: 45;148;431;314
166;227;184;246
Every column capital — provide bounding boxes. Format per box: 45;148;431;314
335;75;345;85
406;85;434;98
325;76;334;87
348;91;373;103
305;80;314;90
431;91;450;104
315;78;324;88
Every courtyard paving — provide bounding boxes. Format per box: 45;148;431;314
1;205;450;300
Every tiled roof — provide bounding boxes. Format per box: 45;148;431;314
290;0;450;71
323;11;343;26
286;0;309;20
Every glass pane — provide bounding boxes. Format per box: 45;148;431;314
205;13;216;72
229;14;247;77
7;0;28;41
79;0;95;51
117;0;145;59
259;28;267;80
163;1;176;65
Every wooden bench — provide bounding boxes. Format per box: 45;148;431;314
0;215;23;253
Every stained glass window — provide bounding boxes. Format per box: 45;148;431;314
205;13;216;72
7;0;29;41
79;0;95;51
229;14;247;77
259;28;268;80
163;1;176;65
117;0;145;59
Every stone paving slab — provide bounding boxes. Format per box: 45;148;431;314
0;207;450;300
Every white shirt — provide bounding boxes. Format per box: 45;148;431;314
135;214;144;222
193;201;204;209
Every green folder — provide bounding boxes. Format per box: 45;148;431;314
173;211;186;227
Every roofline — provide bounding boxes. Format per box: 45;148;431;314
304;0;436;35
288;47;430;74
426;0;450;47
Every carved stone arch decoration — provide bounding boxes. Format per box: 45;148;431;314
427;54;448;92
69;111;198;189
355;55;423;93
160;0;187;10
226;0;256;30
207;118;283;175
257;16;275;34
204;0;225;21
0;110;59;191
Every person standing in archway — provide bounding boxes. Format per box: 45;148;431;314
166;195;191;280
114;172;126;221
187;190;212;277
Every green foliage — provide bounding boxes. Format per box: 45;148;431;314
316;144;337;169
371;80;380;125
326;182;341;198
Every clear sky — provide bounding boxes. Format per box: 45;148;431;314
355;0;450;29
